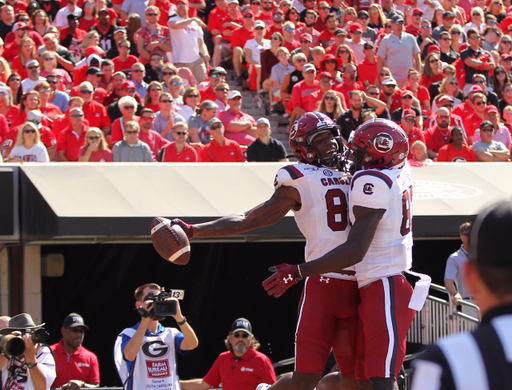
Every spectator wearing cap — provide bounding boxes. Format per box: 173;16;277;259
380;76;399;105
294;11;320;46
159;122;199;162
247;117;288;162
452;83;481;118
473;104;512;148
218;91;257;145
346;22;365;63
197;117;246;162
104;26;127;59
199;67;227;103
377;14;421;87
90;8;116;51
231;8;255;86
57;107;90;161
400;108;426;159
424;106;453;159
71;66;108;104
317;13;338;48
425;94;465;129
181;318;275;390
0;313;57;390
437;126;476;162
288;62;320;127
357;41;378;87
390;89;423;127
412;200;512;390
211;0;242;68
112;39;138;72
358;10;377;43
405;8;423;36
60;13;87;58
138;108;170;159
136;6;172;64
334;63;366;108
0;5;15;41
324;29;345;57
499;52;512;77
103;71;127;107
438;31;459;64
21;59;45;92
3;20;30;62
464;92;487;144
38;33;77;73
112;120;155;161
433;11;465;41
291;32;313;61
4;109;56;159
168;0;210;83
50;313;100;389
265;7;284;38
78;81;111;135
107;79;143;121
54;0;82;28
472;119;510;161
461;28;494;94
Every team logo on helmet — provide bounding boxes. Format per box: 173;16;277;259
373;133;394;153
290;120;299;138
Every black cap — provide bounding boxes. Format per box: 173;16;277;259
86;66;104;76
470;200;512;268
62;313;89;331
230;318;252;335
334;28;346;36
357;10;369;18
479;120;493;130
209;66;227;76
67;13;79;19
392;14;404;23
443;11;455;18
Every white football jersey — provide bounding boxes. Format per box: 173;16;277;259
274;163;355;281
349;164;413;287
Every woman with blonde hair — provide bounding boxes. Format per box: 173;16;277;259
316;90;344;120
11;37;37;79
39;50;72;89
464;7;486;34
0;86;19;124
376;67;393;90
432;76;463;111
449;25;463;52
0;57;11;84
368;4;386;29
5;121;49;162
143;81;163;112
339;7;356;28
78;127;113;162
487;0;507;23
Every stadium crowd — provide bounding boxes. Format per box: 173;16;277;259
0;0;511;162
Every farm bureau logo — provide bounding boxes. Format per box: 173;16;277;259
412;180;483;199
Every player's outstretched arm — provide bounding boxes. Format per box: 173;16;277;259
263;206;384;297
176;186;300;238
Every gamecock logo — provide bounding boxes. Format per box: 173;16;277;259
373;133;394;153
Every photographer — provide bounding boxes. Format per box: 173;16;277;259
0;313;56;390
114;283;199;390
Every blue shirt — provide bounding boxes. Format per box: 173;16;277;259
50;91;69;113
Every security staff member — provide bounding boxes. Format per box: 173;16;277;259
411;200;512;390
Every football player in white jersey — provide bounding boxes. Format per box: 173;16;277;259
263;119;431;390
172;112;362;390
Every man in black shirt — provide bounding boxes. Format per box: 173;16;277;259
0;5;14;41
461;27;495;94
247;118;288;162
336;89;364;141
91;9;116;54
411;201;512;390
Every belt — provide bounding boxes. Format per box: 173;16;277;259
333;270;356;276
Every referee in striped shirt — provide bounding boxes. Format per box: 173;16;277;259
411;200;512;390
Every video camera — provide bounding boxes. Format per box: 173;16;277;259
140;288;184;320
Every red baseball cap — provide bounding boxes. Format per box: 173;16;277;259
469;84;484;93
402;90;414;98
122;80;136;89
428;45;440;54
485;105;499;114
412;7;423;15
402;108;416;118
349;22;363;33
300;33;312;42
318;71;333;79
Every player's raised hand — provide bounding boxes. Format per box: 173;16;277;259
262;264;303;298
171;218;194;239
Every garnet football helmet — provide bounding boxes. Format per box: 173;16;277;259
348;118;409;172
289;112;344;169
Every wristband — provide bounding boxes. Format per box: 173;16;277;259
176;317;187;325
27;362;38;369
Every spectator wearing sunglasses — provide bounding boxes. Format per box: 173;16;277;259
78;127;113;162
181;318;275;390
218;90;257;145
153;92;186;141
472;119;510;161
78;81;111;135
107;80;143;122
5;120;50;162
199;67;227;103
159;122;198;162
56;107;90;161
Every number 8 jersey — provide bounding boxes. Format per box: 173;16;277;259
274;163;355;281
349;164;413;288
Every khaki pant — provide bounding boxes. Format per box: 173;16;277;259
175;57;208;84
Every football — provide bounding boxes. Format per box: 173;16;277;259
151;217;191;265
